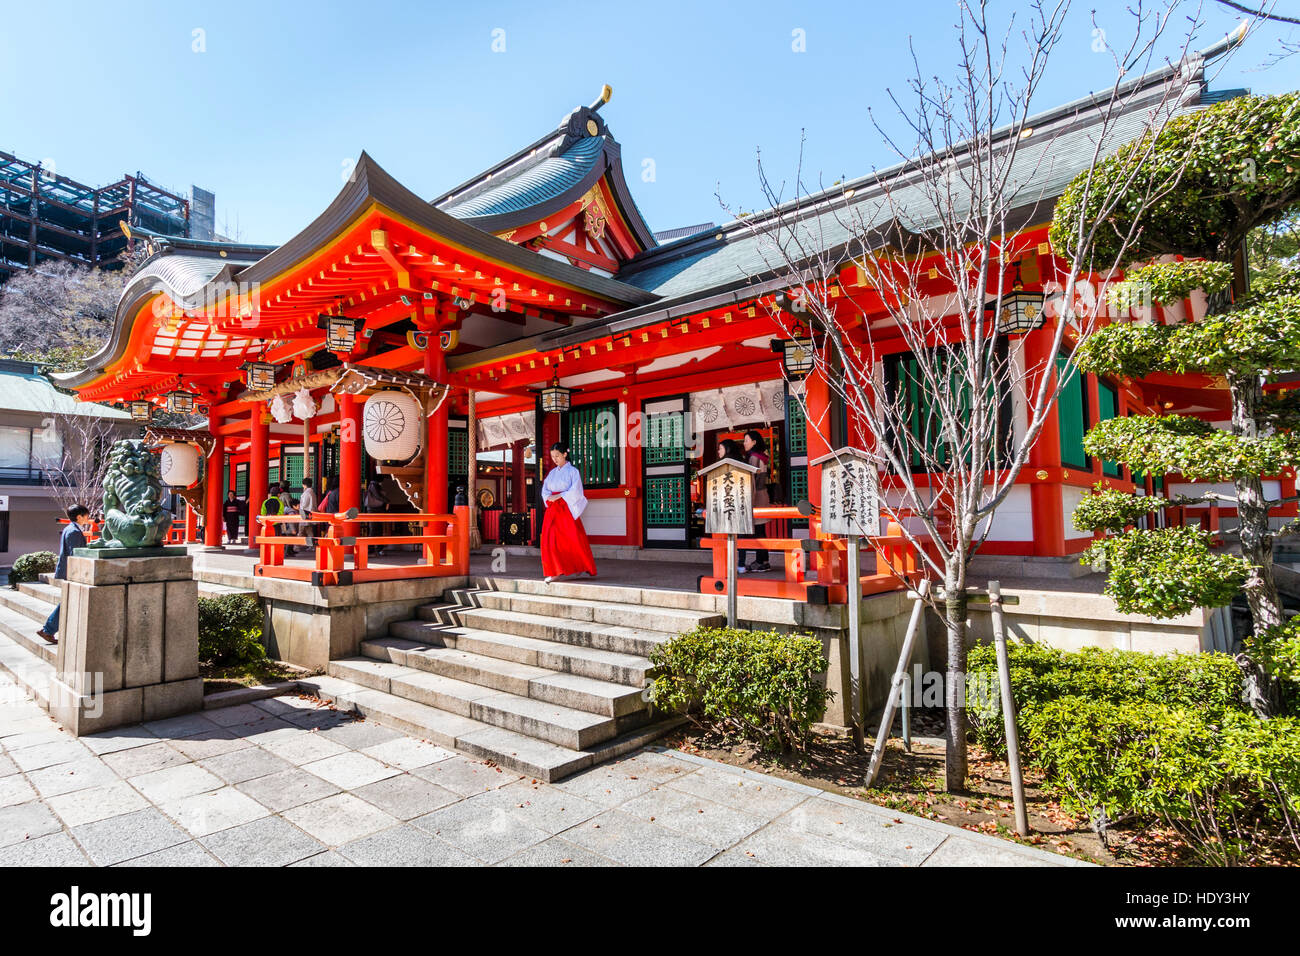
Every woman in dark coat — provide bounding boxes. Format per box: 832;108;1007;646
739;429;771;573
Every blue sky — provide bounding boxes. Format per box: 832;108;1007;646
1;0;1295;244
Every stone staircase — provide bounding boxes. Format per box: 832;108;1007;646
0;577;60;707
303;577;725;782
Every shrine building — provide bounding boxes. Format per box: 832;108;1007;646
57;34;1283;588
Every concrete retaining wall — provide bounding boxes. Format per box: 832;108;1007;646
256;575;469;671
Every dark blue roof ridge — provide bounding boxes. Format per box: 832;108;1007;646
431;90;615;209
129;224;277;261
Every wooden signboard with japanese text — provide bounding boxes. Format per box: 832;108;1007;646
699;459;760;536
813;448;880;537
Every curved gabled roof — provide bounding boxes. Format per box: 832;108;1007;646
432;94;658;251
58;151;660;396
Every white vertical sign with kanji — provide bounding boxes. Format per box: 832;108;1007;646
812;448;880;536
698;459;760;536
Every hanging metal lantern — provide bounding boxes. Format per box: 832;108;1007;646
243;361;277;391
129;401;153;422
988;290;1046;335
323;314;359;353
363;390;422;463
159;441;201;488
782;338;815;377
166;389;195;414
540;373;571;413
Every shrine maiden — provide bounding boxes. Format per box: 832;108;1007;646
540;441;598;583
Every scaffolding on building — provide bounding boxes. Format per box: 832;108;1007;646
0;150;196;280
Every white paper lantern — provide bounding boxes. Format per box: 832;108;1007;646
291;387;317;421
159;442;201;488
269;394;293;424
363;390;422;462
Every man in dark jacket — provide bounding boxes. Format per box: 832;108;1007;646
36;504;92;644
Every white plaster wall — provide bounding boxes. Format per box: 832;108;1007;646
583;497;627;537
977;485;1034;542
1061;484;1093;542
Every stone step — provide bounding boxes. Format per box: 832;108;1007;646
18;580;60;605
471;589;722;634
448;606;674;658
326;657;640;750
0;605;57;665
196;581;258;599
361;634;647;719
0;586;57;626
384;620;652;685
193;567;257;591
472;574;724;614
0;629;55;709
295;672;683;783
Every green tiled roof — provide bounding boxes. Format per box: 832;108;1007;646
0;366;132;418
439;135;606;219
618;97;1203;300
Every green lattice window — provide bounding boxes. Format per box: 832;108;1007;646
789;466;809;529
1098;379;1122;478
281;448;316;491
1056;357;1089;471
268;464;280;487
886;345;1012;472
234;463;248;497
568;402;619;488
449;428;468;477
645;412;686;465
787;393;807;455
645;476;686;525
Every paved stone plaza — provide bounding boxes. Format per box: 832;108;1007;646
0;673;1078;867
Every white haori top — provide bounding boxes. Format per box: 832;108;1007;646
542;461;588;520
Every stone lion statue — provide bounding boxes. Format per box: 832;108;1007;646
87;439;174;550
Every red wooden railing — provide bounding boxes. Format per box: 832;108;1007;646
698;505;920;603
254;506;471;587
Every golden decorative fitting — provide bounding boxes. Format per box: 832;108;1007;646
1035;469;1049;480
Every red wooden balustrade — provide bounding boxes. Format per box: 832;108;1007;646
254;506;471;587
698;505;920;603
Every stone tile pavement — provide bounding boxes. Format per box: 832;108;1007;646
0;674;1084;867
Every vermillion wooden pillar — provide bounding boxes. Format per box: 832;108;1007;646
425;348;449;515
248;407;269;544
204;410;225;548
338;392;362;534
1024;324;1065;556
804;364;834;515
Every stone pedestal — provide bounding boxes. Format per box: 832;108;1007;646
48;552;202;736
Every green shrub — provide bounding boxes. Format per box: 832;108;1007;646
9;551;56;587
197;594;266;667
966;642;1245;756
1022;699;1300;864
1246;617;1300;716
649;626;833;754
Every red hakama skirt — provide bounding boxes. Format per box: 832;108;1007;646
541;498;597;578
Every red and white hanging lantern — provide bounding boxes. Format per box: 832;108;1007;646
363;390;422;463
159;441;201;488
